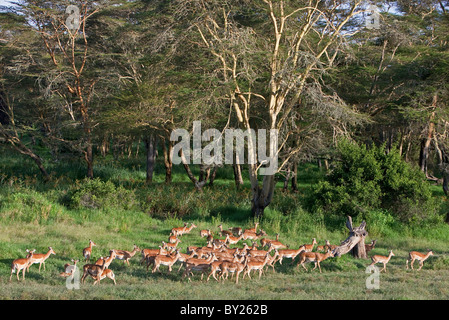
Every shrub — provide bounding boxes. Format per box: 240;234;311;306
307;139;437;222
66;178;137;211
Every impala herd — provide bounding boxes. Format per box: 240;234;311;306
9;221;436;285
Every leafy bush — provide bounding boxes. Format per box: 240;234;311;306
307;140;437;222
66;178;137;211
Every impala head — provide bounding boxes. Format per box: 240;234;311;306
49;247;56;255
71;259;79;264
26;249;36;257
389;250;395;256
191;223;197;228
312;238;317;245
89;239;97;247
427;249;434;256
133;244;141;252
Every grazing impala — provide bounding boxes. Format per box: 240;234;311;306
83;239;97;262
406;250;434;271
10;249;35;282
369;250;395;273
60;259;79;278
115;244;141;266
81;257;107;285
297;249;334;273
27;246;56;272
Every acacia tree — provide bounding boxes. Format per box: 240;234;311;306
12;0;108;178
174;0;365;217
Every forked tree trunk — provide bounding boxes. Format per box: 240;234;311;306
162;138;173;184
332;216;368;259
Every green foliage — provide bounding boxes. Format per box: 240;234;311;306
308;140;437;222
66;178;137;211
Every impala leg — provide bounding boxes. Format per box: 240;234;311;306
418;261;423;271
411;259;415;270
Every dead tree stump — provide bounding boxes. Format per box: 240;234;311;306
332;216;368;259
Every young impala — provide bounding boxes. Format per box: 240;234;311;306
60;259;79;278
10;249;35;282
152;250;182;274
275;245;305;265
369;250;395;273
83;239;97;262
406;250;434;271
27;246;56;272
96;268;117;285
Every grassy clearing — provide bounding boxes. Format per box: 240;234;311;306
2;155;449;300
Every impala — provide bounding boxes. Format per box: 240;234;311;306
276;245;305;265
325;240;338;252
96;268;116;285
297;249;334;273
152;250;182;274
229;227;243;236
369;250;395;273
406;250;434;271
168;233;179;244
245;221;259;234
162;239;181;252
260;233;280;248
95;249;117;269
141;246;168;265
81;257;107;285
182;255;218;282
200;229;212;238
171;222;188;237
225;234;244;245
302;238;317;252
114;244;141;266
265;238;288;250
27;246;56;272
10;249;35;282
365;240;377;254
83;239;97;262
146;246;170;271
218;224;233;237
172;223;197;237
60;259;79;278
219;257;247;284
207;254;242;282
242;252;271;280
242;229;267;241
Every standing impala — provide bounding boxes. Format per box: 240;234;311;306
406;250;434;271
369;250;395;273
114;244;141;266
83;239;97;262
10;249;35;282
242;252;271;280
27;246;56;272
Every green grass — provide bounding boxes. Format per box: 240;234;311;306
2;152;449;300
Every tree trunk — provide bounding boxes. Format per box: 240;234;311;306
162;138;173;184
233;164;244;189
85;141;94;179
291;161;298;192
145;135;157;184
209;166;217;187
332;216;368;259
